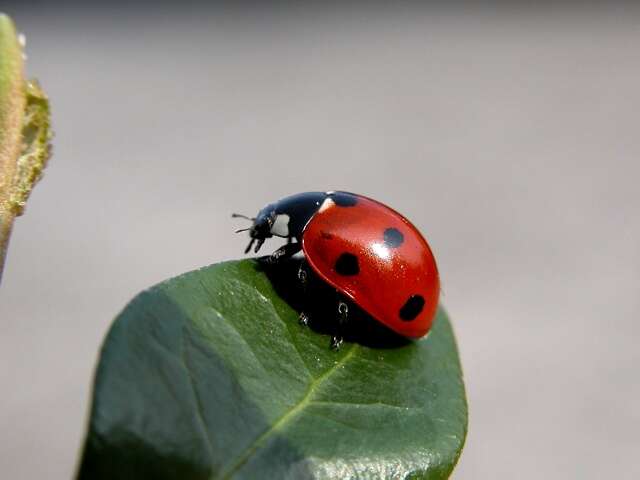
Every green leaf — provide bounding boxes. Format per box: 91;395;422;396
77;259;467;479
0;13;52;282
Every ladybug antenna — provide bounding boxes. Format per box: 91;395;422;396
254;238;265;253
244;238;256;254
232;213;255;221
235;227;251;233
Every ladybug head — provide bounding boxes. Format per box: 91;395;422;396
233;204;277;254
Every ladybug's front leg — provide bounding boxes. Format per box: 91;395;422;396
330;301;348;351
267;241;301;264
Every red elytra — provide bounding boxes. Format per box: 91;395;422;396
302;195;439;338
236;191;440;339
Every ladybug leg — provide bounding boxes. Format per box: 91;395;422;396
330;301;348;351
268;241;301;264
297;262;310;326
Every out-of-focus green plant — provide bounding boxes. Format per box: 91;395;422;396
0;13;51;283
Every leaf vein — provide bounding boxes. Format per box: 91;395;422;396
217;343;359;479
205;302;272;380
309;400;419;412
227;276;312;377
181;325;215;463
195;276;273;380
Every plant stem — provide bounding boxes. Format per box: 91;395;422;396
0;14;25;283
0;210;15;280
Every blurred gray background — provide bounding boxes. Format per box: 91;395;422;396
1;2;639;479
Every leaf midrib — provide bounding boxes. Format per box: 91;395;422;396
218;343;359;479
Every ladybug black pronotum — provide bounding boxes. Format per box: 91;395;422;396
233;191;440;349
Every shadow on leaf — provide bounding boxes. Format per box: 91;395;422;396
255;256;411;350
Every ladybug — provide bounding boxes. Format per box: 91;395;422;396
233;191;439;349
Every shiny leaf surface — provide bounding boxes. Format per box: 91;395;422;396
78;259;467;479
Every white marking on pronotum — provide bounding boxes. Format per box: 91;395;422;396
271;214;290;237
318;196;334;213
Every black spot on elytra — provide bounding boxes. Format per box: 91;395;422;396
383;227;404;248
329;192;358;207
334;253;360;275
399;294;425;321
